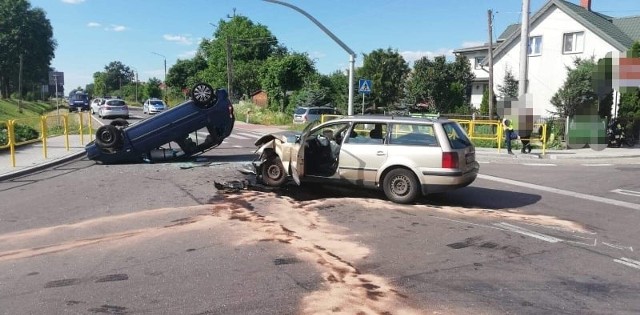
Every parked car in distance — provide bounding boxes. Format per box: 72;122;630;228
253;116;479;204
85;83;235;164
143;98;167;114
98;98;129;119
293;106;341;124
90;98;103;115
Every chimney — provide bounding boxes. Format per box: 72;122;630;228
580;0;591;11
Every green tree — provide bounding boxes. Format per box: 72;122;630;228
93;72;107;96
0;0;56;99
166;55;207;91
497;68;518;99
479;88;489;115
199;15;284;99
326;71;350;114
550;58;598;118
259;53;315;112
146;77;162;99
103;61;134;92
619;88;640;118
358;48;410;111
406;54;475;114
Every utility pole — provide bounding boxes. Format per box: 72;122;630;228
225;36;233;100
487;9;494;120
519;0;530;96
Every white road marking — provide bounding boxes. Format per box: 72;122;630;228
522;163;556;166
611;189;640;197
614;257;640;270
493;222;562;243
582;163;613;167
234;132;260;139
478;174;640;211
228;134;251;140
478;161;491;164
603;242;634;252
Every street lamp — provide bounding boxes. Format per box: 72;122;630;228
262;0;356;115
151;52;167;102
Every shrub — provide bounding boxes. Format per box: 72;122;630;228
0;124;39;146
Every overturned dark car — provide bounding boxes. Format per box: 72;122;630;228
85;83;235;164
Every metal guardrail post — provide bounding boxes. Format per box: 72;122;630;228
40;116;48;159
88;112;94;141
497;123;503;152
78;112;85;145
468;120;475;138
8;120;16;167
542;124;548;154
63;115;70;150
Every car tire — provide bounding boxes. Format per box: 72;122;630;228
382;168;420;204
110;118;129;128
261;157;287;187
191;83;217;108
95;125;122;150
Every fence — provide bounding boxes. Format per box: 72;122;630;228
0;112;94;167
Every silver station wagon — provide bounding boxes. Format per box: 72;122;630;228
253;115;479;204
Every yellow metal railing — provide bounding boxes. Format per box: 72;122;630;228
1;111;94;167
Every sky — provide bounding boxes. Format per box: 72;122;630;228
29;0;640;91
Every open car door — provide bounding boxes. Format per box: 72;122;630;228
291;120;321;185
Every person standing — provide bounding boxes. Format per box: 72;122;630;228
502;118;515;155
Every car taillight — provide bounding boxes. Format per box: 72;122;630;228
442;152;459;169
228;103;234;118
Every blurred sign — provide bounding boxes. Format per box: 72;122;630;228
48;71;64;85
358;79;372;95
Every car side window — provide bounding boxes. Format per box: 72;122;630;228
389;123;438;146
346;123;387;144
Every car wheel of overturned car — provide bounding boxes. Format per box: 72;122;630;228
261;157;287;187
95;125;122;150
191;83;217;108
110;118;129;128
383;168;419;204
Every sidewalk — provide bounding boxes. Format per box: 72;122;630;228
0;134;90;181
1;122;639;181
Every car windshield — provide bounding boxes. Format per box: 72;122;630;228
294;107;307;115
150;100;164;105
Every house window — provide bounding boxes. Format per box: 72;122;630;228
474;57;484;69
563;32;584;54
528;36;542;56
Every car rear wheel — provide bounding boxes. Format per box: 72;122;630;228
382;168;420;204
261;157;287;187
191;83;217;108
95;125;122;150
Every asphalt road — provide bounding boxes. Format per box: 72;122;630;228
1;115;639;314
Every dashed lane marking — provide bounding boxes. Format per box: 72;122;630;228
611;189;640;198
493;222;562;243
582;163;613;167
478;174;640;211
522;163;557;166
614;257;640;270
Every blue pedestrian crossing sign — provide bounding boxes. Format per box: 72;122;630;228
358;79;372;95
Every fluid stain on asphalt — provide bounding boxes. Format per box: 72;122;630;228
208;191;424;314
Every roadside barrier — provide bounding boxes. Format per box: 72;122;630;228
1;111;93;167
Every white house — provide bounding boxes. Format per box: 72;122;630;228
456;0;640;118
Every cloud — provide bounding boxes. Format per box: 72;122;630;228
62;0;85;4
163;34;193;45
106;25;127;32
178;50;197;59
400;49;455;64
461;41;486;48
87;22;101;28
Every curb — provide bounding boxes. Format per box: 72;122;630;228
0;150;86;181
